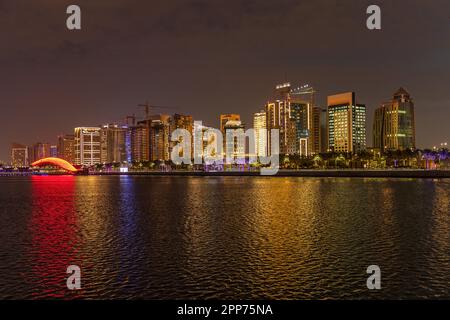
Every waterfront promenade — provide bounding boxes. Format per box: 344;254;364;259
3;169;449;178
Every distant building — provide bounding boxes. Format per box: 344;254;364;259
57;134;75;163
264;82;316;156
11;143;28;167
373;88;416;151
149;120;170;161
170;114;193;134
100;124;128;164
30;142;51;162
74;127;101;166
169;114;194;158
223;120;245;159
253;111;267;157
311;107;327;154
130;124;149;162
319;108;328;153
193;122;218;160
138;115;171;161
327;92;366;153
50;145;58;158
290;101;312;156
220;114;240;136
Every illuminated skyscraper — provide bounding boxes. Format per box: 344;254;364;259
30;142;51;162
311;107;327;154
50;145;58;158
220;114;240;136
130;124;149;162
10;143;28;167
290;101;312;156
253;111;267;157
265;82;316;156
74;127;101;165
149;120;170;161
57;134;75;163
223;120;245;160
100;124;128;164
327;92;366;153
137;114;171;161
170;114;194;158
265;83;291;155
373;88;416;151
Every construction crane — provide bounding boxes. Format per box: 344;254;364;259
137;101;175;121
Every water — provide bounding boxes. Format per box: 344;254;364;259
0;176;448;299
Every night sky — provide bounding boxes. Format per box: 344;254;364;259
1;0;449;161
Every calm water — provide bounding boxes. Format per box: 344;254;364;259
0;176;448;299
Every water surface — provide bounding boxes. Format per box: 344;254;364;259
0;176;448;299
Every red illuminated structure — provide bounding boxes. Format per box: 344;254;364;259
31;157;79;174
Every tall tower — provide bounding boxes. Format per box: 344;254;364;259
10;143;28;167
57;134;75;163
265;82;315;156
327;92;366;153
253;110;267;157
100;124;128;164
74;127;101;166
373;88;416;151
220;114;241;136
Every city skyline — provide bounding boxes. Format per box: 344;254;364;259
4;84;447;167
1;0;450;161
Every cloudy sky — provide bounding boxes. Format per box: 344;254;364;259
1;0;449;161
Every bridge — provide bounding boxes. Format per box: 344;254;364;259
31;157;80;174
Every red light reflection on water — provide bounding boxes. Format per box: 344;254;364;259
29;176;83;299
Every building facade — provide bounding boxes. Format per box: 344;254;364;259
169;114;194;159
100;124;128;164
220;113;241;141
373;88;416;151
57;134;75;163
264;82;317;156
327;92;366;153
74;127;101;166
29;142;51;162
130;124;149;162
223;120;245;160
253;111;267;157
11;143;28;167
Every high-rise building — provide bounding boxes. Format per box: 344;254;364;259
149;120;170;161
327;92;366;153
319;108;328;153
169;114;194;158
50;145;58;158
265;83;291;155
10;143;28;167
373;88;416;151
265;82;316;156
290;101;312;156
193;122;218;160
137;115;171;162
223;120;245;159
74;127;101;166
31;142;51;162
170;114;194;134
57;134;75;163
311;107;325;154
253;111;267;157
100;124;128;164
130;124;149;162
220;114;240;136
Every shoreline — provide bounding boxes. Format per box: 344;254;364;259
1;169;449;178
96;169;450;178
